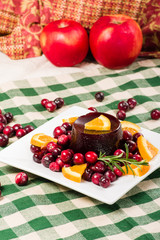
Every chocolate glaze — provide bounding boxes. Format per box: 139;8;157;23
70;112;123;155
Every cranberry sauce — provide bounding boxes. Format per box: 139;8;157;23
70;112;123;155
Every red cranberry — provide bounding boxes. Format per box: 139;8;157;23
61;149;73;163
88;107;98;112
46;141;58;153
73;153;85;165
12;124;23;132
118;101;129;112
52;147;61;158
16;129;26;138
0;134;9;147
62;122;72;131
99;176;111;188
15;172;28;186
33;151;44;163
113;166;123;177
30;144;41;153
45;101;57;112
3;126;15;138
132;154;142;162
85;151;98;164
0;114;7;125
116;110;126;120
49;162;61;172
104;170;116;182
83;168;93;181
133;132;143;142
126;140;137;153
150;109;160;120
4;112;13;123
128;152;133;159
95;92;104;102
114;149;126;158
54;98;64;109
55;157;64;169
41;98;49;107
63;163;72;168
127;98;137;109
24;125;34;133
0;122;6;133
57;134;69;146
0;109;1;114
53;126;66;138
41;153;54;168
90;161;106;173
91;173;103;185
123;130;133;141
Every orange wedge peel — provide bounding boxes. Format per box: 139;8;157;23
62;163;87;183
137;135;159;161
121;121;141;135
121;164;150;177
62;116;78;125
85;115;111;131
30;133;57;148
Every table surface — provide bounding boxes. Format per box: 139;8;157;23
0;52;160;240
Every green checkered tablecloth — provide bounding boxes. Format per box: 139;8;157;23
0;58;160;240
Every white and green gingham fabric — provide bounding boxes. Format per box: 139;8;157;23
0;58;160;240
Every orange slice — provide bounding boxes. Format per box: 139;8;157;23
85;115;111;131
30;133;57;148
137;135;159;161
121;164;150;177
62;164;87;183
121;121;141;135
62;117;78;125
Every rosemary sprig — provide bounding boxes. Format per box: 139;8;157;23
98;144;149;176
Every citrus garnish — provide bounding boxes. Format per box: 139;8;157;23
121;164;150;177
62;163;87;183
85;115;111;131
137;135;159;161
62;117;78;125
30;133;57;148
121;121;140;135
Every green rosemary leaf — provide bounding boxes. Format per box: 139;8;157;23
123;162;129;174
127;164;136;176
125;143;129;159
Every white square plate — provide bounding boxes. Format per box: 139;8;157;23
0;106;159;205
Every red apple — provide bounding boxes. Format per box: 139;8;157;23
40;19;89;67
89;15;143;69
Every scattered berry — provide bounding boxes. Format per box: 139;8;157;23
61;149;73;163
99;176;110;188
41;153;54;168
104;170;116;182
114;149;126;158
4;112;13;123
49;162;61;172
90;161;106;173
13;124;23;132
54;98;64;108
88;107;98;112
73;153;85;165
41;98;49;107
116;110;126;120
113;166;123;177
53;126;66;138
150;109;160;120
16;129;26;138
127;98;137;109
91;172;103;185
83;168;93;181
24;125;34;133
15;172;28;186
45;101;57;112
62;122;72;131
3;126;14;137
55;158;64;169
132;154;142;162
0;134;9;147
33;151;44;163
46;141;58;153
52;147;61;158
85;151;98;164
0;114;7;125
118;101;129;112
123;130;133;141
125;140;137;153
57;134;69;146
133;132;143;142
95;92;104;102
30;144;41;153
0;122;6;133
